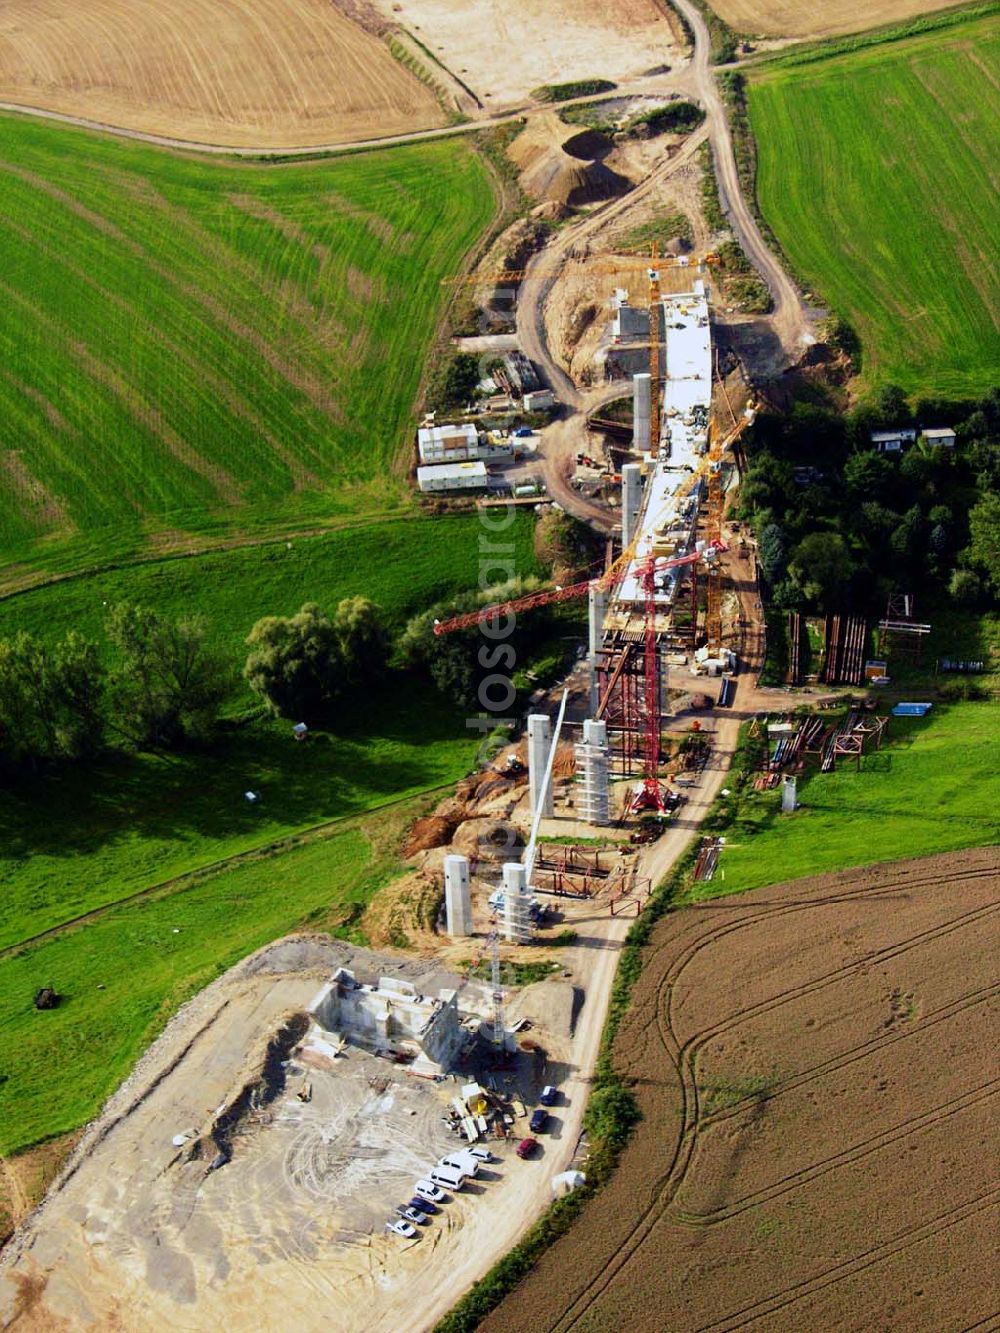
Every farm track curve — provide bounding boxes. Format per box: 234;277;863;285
488;850;1000;1333
701;1187;1000;1332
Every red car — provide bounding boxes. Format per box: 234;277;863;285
516;1137;538;1159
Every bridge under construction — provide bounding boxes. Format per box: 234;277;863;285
593;276;752;792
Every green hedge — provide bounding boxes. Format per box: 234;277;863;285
532;79;616;103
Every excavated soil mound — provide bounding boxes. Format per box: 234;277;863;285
450;817;524;865
552;740;577;778
359;870;442;951
509;115;631;208
402;815;458;857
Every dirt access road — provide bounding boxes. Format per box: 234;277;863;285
671;0;811;358
483;845;1000;1333
515;1;810;530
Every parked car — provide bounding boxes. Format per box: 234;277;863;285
516;1137;538;1159
414;1180;446;1203
529;1108;548;1134
462;1146;493;1163
386;1220;417;1238
395;1205;429;1226
409;1196;438;1215
428;1165;466;1191
539;1085;558;1107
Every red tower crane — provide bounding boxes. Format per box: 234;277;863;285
433;542;725;812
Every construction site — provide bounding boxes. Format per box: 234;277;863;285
436;247;755;824
0;257;759;1332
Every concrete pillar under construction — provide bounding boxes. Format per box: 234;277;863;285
527;713;554;819
588;652;599;716
444;854;473;936
502;862;532;943
632;373;651;453
622;463;643;548
588;581;607;655
575;719;610;826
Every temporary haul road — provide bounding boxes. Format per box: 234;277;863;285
410;720;752;1332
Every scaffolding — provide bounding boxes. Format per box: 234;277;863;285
574;719;610;825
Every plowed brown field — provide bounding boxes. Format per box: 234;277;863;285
707;0;970;39
0;0;444;147
482;847;1000;1332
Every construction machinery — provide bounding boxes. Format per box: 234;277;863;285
433;541;723;637
434;543;724;813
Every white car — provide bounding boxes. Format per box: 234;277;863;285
439;1153;479;1177
385;1220;417;1239
414;1180;445;1203
463;1146;494;1163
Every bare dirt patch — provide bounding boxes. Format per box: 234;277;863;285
368;0;684;112
0;0;445;147
481;846;1000;1333
0;936;582;1332
0;1135;79;1247
0;449;71;533
709;0;971;40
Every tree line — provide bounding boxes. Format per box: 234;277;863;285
740;385;1000;614
0;596;392;775
0;580;564;776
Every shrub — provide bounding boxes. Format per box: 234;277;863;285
532;79;616;103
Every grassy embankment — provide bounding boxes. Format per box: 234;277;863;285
695;701;1000;898
0;794;438;1158
0;115;493;580
747;11;1000;397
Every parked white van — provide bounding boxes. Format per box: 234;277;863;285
428;1165;466;1191
439;1152;480;1178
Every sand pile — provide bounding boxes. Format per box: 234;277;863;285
402;815;458;856
451;817;524;864
509;115;630;208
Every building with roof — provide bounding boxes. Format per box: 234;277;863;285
921;427;956;448
417;460;488;493
870;428;917;453
418;422;480;464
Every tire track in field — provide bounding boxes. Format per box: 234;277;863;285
661;895;998;1224
673;1075;999;1227
550;868;998;1331
552;877;956;1325
695;980;999;1133
695;1188;1000;1332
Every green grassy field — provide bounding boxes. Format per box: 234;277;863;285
0;510;541;944
1;512;539;665
0;800;428;1154
748;13;1000;398
0;117;493;578
697;702;999;897
0;119;533;1162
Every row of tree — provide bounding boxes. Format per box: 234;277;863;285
0;596;394;775
740;386;1000;613
0;604;226;770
